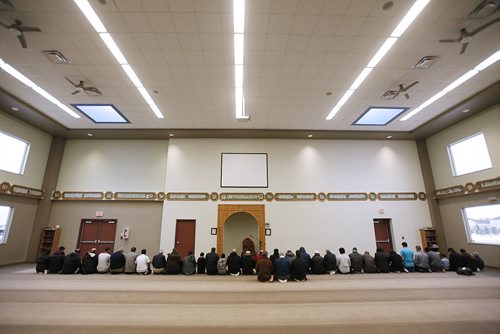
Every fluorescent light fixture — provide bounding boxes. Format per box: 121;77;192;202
234;34;244;64
75;0;164;119
325;0;430;121
418;90;447;109
235;64;243;88
137;86;155;105
337;89;355;107
57;104;81;118
325;106;341;120
121;64;143;87
72;104;129;123
100;33;127;64
233;0;246;119
0;58;80;118
391;0;430;37
0;62;35;87
233;0;245;33
149;104;164;119
349;68;373;90
353;107;409;126
474;50;500;71
401;49;499;121
367;37;397;68
235;87;243;116
32;86;61;105
443;70;479;92
74;0;107;33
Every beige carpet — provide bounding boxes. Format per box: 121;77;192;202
0;263;499;334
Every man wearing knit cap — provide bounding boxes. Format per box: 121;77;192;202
311;250;326;274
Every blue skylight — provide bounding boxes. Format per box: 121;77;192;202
71;104;129;123
353;107;409;126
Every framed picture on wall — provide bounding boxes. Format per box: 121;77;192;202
265;228;271;236
211;228;217;235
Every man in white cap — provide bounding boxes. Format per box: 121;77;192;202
274;252;291;282
241;250;255;275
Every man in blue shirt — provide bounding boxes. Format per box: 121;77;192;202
400;242;415;272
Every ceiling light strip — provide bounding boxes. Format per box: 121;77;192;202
233;0;248;119
0;58;81;118
400;50;499;121
326;0;430;120
74;0;164;119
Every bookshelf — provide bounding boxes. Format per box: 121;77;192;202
39;228;61;255
419;228;438;250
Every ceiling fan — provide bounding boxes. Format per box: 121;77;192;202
0;19;41;48
382;81;419;100
65;77;102;96
439;17;500;55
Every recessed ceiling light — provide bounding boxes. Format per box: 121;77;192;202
11;107;19;111
169;133;174;137
87;133;93;137
307;134;313;138
387;135;393;139
383;1;394;10
462;108;471;113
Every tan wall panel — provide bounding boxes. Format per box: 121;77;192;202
49;201;163;255
437;191;500;268
0;195;38;265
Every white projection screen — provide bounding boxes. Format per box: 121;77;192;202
221;153;268;188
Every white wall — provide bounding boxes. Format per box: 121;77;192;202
426;105;500;189
162;138;432;255
0;111;52;188
57;139;168;191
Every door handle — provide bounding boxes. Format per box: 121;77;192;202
176;241;180;244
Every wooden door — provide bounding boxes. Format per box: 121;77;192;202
174;219;196;257
373;219;393;253
78;219;117;256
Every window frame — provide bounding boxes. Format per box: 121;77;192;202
461;204;500;246
0;130;31;175
447;132;492;177
0;205;14;245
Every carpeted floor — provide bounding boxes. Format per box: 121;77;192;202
0;263;499;333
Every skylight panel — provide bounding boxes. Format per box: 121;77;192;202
72;104;129;123
353;107;409;126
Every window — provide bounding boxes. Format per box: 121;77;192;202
448;133;492;176
462;204;500;246
0;205;14;244
0;131;30;174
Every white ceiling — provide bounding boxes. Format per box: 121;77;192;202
0;0;499;134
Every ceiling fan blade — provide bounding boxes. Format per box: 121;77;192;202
460;42;469;55
405;81;419;90
71;90;80;95
469;17;500;36
65;77;78;87
18;26;41;32
439;38;460;43
17;33;27;48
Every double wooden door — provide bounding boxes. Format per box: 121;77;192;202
78;219;117;256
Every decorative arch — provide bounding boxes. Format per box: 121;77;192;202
217;204;265;253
